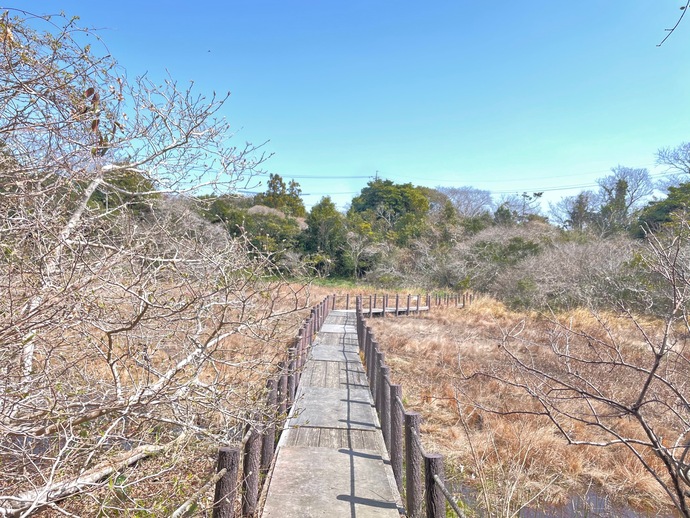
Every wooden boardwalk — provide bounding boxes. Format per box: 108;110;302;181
261;309;403;517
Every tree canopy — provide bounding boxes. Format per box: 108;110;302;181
254;173;306;217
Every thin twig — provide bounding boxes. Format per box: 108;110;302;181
169;468;227;518
658;1;690;47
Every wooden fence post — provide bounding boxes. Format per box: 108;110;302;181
287;347;296;406
395;294;400;316
373;293;377;311
297;330;305;369
390;385;403;494
242;423;261;517
277;361;287;416
213;447;240;518
368;340;378;400
357;313;365;351
346;293;350;310
382;294;387;318
369;295;373;318
374;350;385;410
425;453;445;518
362;324;370;355
304;317;311;347
416;294;420;313
406;294;411;315
379;367;391;450
293;339;302;389
405;411;423;518
261;378;277;473
365;328;374;374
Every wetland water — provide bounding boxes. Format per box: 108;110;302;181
456;485;680;517
519;491;679;518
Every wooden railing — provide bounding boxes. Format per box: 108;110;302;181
331;291;473;315
208;291;470;517
211;295;333;518
356;295;468;518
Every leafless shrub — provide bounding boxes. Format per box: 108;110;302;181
491;235;642;310
0;10;309;515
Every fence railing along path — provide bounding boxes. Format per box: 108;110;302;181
210;293;469;517
261;305;404;517
355;297;470;518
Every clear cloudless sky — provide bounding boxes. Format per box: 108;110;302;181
11;1;690;212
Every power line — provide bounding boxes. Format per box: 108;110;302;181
254;162;666;186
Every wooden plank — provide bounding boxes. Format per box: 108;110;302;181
262;309;402;518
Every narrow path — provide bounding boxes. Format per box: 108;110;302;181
261;310;403;517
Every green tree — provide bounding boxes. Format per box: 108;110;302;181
302;197;345;255
597;178;629;234
636;182;690;236
342;211;382;279
286;179;306;217
592;166;653;235
301;196;348;276
196;195;249;235
243;210;302;254
254;173;306;217
493;203;516;226
349;178;430;245
566;192;595;232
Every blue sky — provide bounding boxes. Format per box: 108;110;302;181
13;1;690;212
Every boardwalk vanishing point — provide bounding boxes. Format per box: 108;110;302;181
261;309;403;517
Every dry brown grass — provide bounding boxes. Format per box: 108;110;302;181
370;296;683;516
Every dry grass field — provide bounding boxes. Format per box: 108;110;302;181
370;296;687;517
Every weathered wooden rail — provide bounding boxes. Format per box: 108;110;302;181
356;296;469;518
210;295;332;517
208;292;468;517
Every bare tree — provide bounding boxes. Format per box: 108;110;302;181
548;191;597;231
492;235;640;309
597;165;654;214
495;192;544;224
657;142;690;191
466;218;690;516
342;230;383;279
438;186;493;218
0;10;307;515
